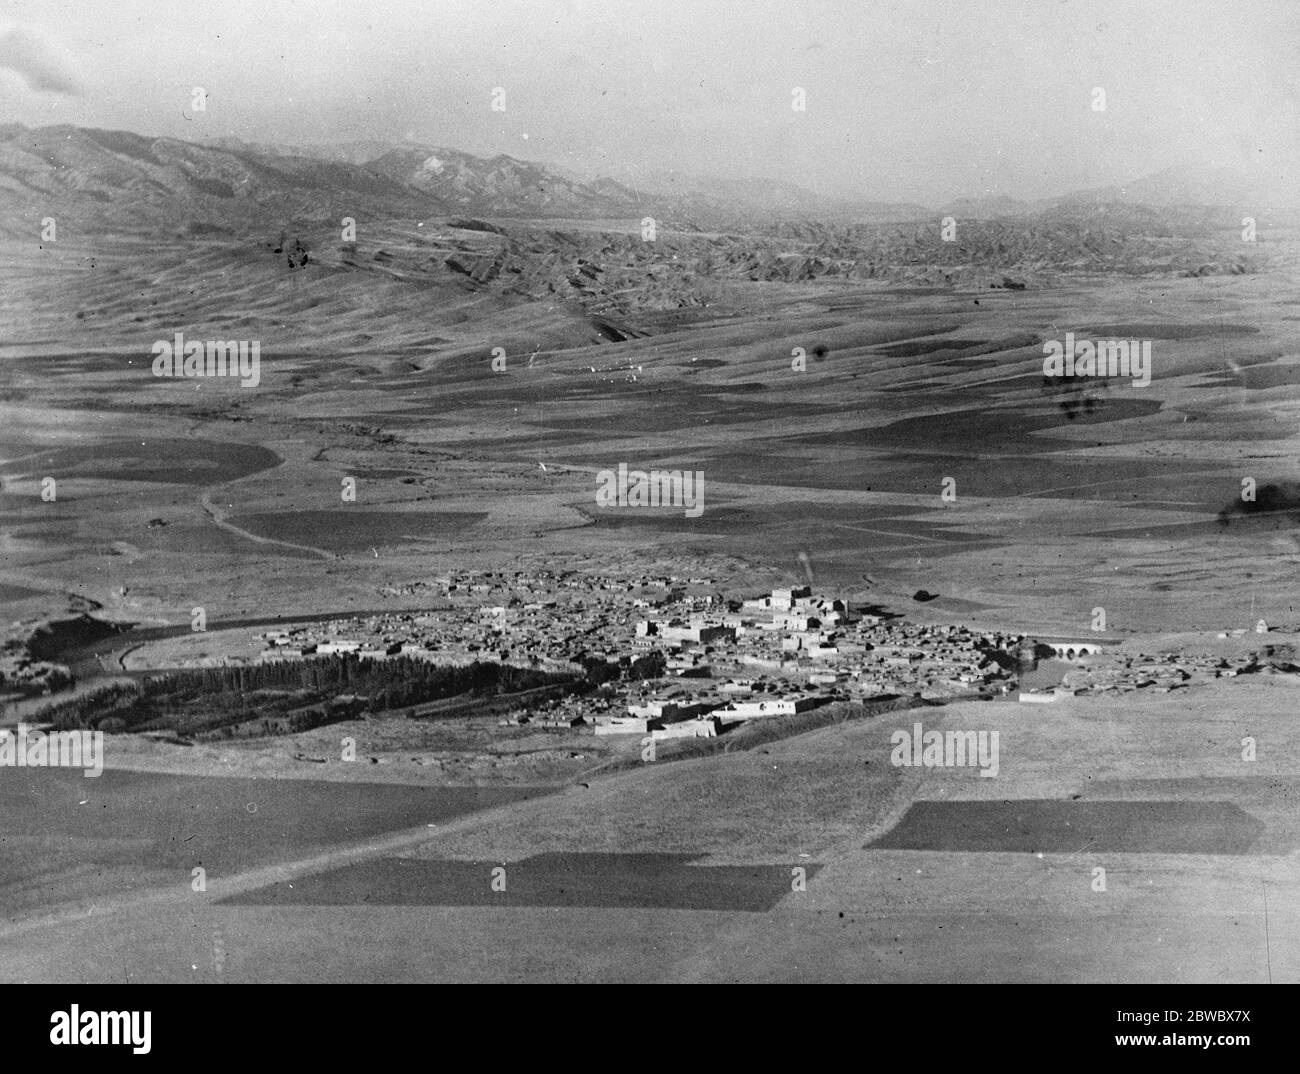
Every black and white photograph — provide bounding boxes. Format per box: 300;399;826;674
0;0;1296;1022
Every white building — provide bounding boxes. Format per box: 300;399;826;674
771;586;812;611
594;717;650;735
651;719;719;741
717;695;818;720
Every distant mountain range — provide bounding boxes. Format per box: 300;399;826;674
550;164;929;222
0;123;1290;239
941;166;1291;220
1053;165;1290;212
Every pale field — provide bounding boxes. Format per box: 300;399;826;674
2;675;1296;982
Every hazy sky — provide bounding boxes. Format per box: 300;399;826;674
1;0;1296;204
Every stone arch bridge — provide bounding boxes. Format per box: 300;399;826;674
1045;642;1104;660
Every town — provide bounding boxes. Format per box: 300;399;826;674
224;569;1294;742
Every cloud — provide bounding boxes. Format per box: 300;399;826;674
0;27;82;95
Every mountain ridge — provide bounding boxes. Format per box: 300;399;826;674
0;123;1291;241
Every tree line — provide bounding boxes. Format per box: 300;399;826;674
40;655;580;736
